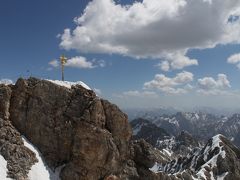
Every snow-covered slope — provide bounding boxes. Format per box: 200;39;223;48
46;79;91;90
0;155;12;180
150;134;240;180
0;79;13;85
131;112;240;147
22;137;63;180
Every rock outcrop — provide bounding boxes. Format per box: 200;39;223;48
131;118;169;147
5;77;132;180
0;84;37;180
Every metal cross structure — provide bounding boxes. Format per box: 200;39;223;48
60;55;67;81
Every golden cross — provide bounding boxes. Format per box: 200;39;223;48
60;55;67;81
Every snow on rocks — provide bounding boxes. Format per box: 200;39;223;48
0;79;13;85
150;162;160;173
217;172;229;180
203;134;226;166
46;79;91;90
132;124;143;136
193;134;227;180
22;136;63;180
0;155;12;180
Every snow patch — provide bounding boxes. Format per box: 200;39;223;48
46;79;91;90
22;136;63;180
0;79;13;85
133;124;143;135
162;149;173;157
150;162;160;173
195;135;227;179
0;155;12;180
217;172;228;180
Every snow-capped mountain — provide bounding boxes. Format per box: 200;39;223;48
152;135;240;180
131;118;169;147
131;118;201;157
131;112;240;147
123;107;180;121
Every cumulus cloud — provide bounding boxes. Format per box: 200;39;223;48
144;71;193;94
227;53;240;69
49;60;59;67
157;52;198;71
66;56;95;69
0;79;13;85
48;56;105;69
197;74;231;95
59;0;240;70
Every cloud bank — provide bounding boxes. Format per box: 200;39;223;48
197;74;231;95
144;71;194;94
60;0;240;70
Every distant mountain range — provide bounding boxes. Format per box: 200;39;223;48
123;107;181;120
131;117;240;179
130;112;240;147
124;107;240;120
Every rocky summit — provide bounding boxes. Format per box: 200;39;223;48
0;77;240;180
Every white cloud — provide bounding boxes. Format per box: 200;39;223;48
59;0;240;70
157;61;170;71
144;71;193;94
227;53;240;64
156;51;198;71
227;53;240;69
66;56;95;69
0;79;13;85
48;56;105;69
49;60;59;67
197;74;231;95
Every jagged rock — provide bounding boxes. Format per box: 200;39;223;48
132;139;157;168
0;84;12;119
6;77;132;180
131;118;169;147
101;99;132;160
0;118;37;180
176;131;199;148
161;134;240;180
0;84;37;180
172;131;200;156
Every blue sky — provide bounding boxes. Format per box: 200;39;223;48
1;0;240;109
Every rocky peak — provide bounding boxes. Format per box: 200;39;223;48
176;131;199;148
0;77;133;180
131;118;169;147
159;134;240;180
